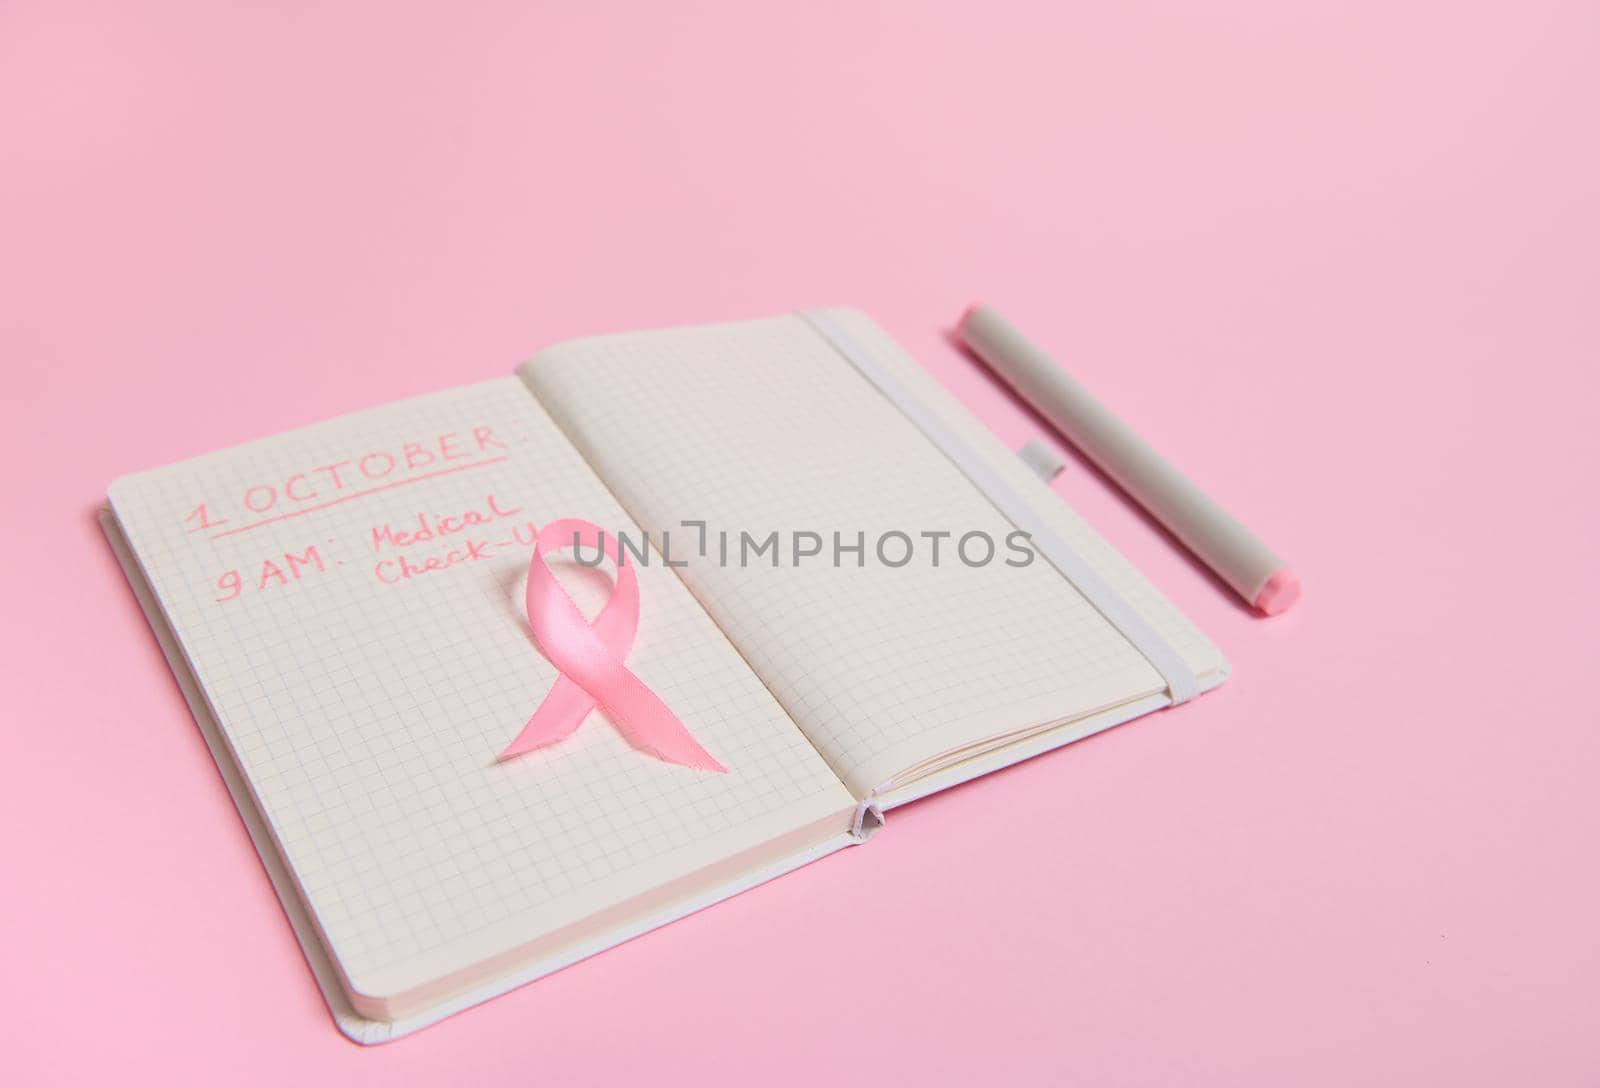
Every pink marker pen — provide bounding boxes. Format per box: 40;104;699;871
958;304;1300;615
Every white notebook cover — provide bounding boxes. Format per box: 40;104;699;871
103;309;1226;1041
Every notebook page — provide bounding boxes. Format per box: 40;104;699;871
518;314;1225;798
109;378;853;1006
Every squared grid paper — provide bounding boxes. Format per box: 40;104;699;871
109;377;852;999
833;310;1227;671
521;312;1226;798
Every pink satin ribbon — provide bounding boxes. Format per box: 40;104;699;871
498;518;727;772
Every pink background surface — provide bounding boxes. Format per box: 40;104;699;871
3;2;1597;1084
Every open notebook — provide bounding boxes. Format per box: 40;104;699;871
104;309;1227;1043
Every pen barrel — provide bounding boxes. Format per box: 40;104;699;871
960;305;1285;606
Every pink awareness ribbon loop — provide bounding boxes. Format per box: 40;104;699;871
497;518;727;772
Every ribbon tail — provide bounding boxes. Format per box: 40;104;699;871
496;675;596;761
592;667;728;773
614;718;729;773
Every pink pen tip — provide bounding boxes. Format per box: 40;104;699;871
1253;568;1301;615
957;301;984;335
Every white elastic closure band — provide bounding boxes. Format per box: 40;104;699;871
798;309;1199;706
